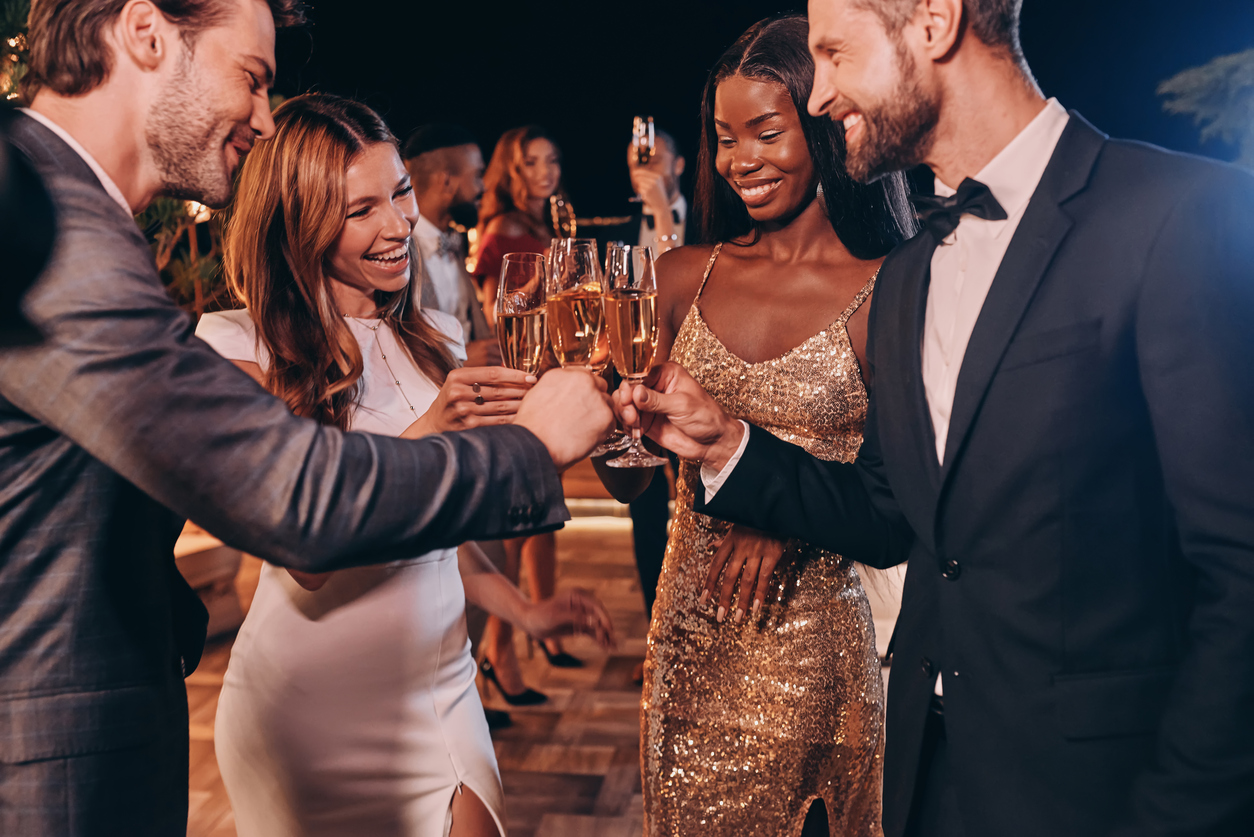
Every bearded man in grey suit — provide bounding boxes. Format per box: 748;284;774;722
0;2;614;834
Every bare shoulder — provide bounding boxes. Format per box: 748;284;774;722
485;212;532;238
657;245;716;303
656;244;719;330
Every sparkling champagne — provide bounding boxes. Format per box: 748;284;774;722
497;310;547;374
547;288;609;369
604;289;658;380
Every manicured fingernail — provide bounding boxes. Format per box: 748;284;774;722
525;376;538;384
716;606;726;623
698;590;709;606
751;599;762;617
733;608;744;623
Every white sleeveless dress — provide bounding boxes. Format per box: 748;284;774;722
195;309;505;837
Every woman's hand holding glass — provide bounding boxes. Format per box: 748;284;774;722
402;366;536;437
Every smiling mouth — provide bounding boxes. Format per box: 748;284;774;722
736;179;782;204
842;112;865;142
364;246;409;267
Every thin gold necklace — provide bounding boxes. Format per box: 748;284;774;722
365;320;417;415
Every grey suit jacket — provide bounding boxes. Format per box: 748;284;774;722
0;113;567;833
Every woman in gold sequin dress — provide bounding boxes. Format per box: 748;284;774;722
637;17;915;836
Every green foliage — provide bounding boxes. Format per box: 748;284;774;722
1;0;30;101
135;198;227;317
1159;48;1254;170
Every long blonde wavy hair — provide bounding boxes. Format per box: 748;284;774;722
222;93;456;430
477;124;565;239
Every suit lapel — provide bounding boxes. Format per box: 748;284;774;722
937;113;1107;485
874;232;942;548
895;236;942;492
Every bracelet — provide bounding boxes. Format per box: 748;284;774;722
654;233;679;243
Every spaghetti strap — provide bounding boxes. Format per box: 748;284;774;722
835;268;881;326
693;243;723;303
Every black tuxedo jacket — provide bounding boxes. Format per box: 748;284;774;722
0;114;568;835
699;113;1254;837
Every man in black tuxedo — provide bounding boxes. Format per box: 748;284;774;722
617;1;1254;835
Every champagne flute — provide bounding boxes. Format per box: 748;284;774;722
603;245;668;468
546;239;610;371
546;239;628;456
628;116;655;203
496;253;548;375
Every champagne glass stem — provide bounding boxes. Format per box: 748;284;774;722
606;376;667;468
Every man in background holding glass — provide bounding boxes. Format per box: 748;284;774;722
625;125;685;681
629;127;686;256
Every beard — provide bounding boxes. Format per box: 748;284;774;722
448;199;480;229
146;50;240;209
841;43;941;184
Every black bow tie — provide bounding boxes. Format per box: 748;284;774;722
644;209;682;230
909;178;1007;243
434;231;462;258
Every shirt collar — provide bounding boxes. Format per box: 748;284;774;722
643;192;687;220
20;108;133;217
934;98;1070;222
414;212;444;240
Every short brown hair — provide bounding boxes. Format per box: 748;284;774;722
855;0;1025;63
19;0;307;101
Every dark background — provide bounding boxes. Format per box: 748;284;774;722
274;0;1254;215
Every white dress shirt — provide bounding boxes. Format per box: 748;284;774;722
640;193;687;252
923;99;1070;463
19;108;132;217
412;212;473;342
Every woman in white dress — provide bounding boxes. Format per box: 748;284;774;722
196;93;614;837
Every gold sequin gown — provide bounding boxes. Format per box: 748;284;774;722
642;245;884;836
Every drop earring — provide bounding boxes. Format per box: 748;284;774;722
816;181;825;199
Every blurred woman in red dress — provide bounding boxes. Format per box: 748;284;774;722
473;125;565;315
473;125;584;705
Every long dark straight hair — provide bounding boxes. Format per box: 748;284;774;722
695;15;917;257
223;93;457;431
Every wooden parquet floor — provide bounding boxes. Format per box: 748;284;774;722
185;460;900;836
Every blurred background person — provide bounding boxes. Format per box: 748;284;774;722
199;94;614;837
629;126;687;256
472;125;565;321
403;123;499;367
619;123;688;683
473;125;583;707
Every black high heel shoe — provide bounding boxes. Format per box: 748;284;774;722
479;659;547;706
540;642;584;669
